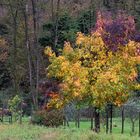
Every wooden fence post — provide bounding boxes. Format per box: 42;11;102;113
91;107;94;130
106;105;109;134
77;109;80;128
110;104;113;133
1;105;4;123
139;112;140;137
121;107;124;134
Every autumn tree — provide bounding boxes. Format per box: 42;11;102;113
45;23;140;132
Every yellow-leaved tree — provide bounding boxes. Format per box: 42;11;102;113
45;31;140;132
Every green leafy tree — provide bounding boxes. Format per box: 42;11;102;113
8;95;23;123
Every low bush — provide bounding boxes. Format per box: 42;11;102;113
31;109;63;127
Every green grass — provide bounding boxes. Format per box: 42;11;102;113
0;123;47;140
68;117;140;135
40;128;140;140
0;117;139;140
0;124;139;140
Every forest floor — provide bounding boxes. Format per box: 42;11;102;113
0;118;139;140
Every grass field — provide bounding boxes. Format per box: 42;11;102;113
0;118;139;140
67;117;140;136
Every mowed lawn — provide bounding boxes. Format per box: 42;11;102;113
0;118;140;140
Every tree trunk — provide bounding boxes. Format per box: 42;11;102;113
31;0;40;110
89;0;92;30
54;0;60;51
94;107;100;133
51;0;54;22
22;2;36;108
8;1;19;95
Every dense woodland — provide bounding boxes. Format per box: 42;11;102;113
1;0;140;134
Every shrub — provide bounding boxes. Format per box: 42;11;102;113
31;109;63;127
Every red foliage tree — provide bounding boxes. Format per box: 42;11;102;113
92;10;140;51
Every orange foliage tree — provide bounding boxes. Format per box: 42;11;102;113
45;33;139;104
45;30;140;132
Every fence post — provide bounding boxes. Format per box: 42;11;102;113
63;115;66;127
77;109;80;128
121;107;124;134
139;112;140;137
11;114;13;124
106;105;109;134
1;105;4;123
110;104;113;133
91;107;94;130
